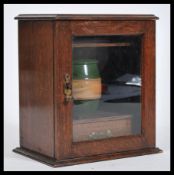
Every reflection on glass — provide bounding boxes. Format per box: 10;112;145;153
72;35;142;142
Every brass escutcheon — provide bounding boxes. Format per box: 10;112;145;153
64;73;72;103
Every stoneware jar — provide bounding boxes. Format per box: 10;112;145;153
72;59;101;117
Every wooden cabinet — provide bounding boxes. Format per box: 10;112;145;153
13;14;162;167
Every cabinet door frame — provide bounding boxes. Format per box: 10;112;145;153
54;20;156;159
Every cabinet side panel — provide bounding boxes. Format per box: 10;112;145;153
19;21;54;157
142;21;156;147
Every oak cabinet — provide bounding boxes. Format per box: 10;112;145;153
13;14;162;167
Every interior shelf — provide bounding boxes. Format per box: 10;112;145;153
73;42;131;48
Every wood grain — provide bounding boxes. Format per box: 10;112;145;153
54;21;73;159
13;147;162;167
71;21;146;35
141;21;156;147
19;21;54;157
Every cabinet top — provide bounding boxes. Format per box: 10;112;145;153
15;14;159;21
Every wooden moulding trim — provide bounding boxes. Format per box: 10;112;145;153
14;14;159;21
13;147;162;167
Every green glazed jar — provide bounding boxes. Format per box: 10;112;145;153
72;59;102;118
72;59;101;101
73;59;100;80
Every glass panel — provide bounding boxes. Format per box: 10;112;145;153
72;35;142;142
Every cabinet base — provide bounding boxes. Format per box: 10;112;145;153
13;147;162;167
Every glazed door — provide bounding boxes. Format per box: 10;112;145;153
54;20;156;159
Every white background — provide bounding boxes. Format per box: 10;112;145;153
4;4;170;171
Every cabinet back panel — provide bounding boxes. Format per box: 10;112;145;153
19;21;54;157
